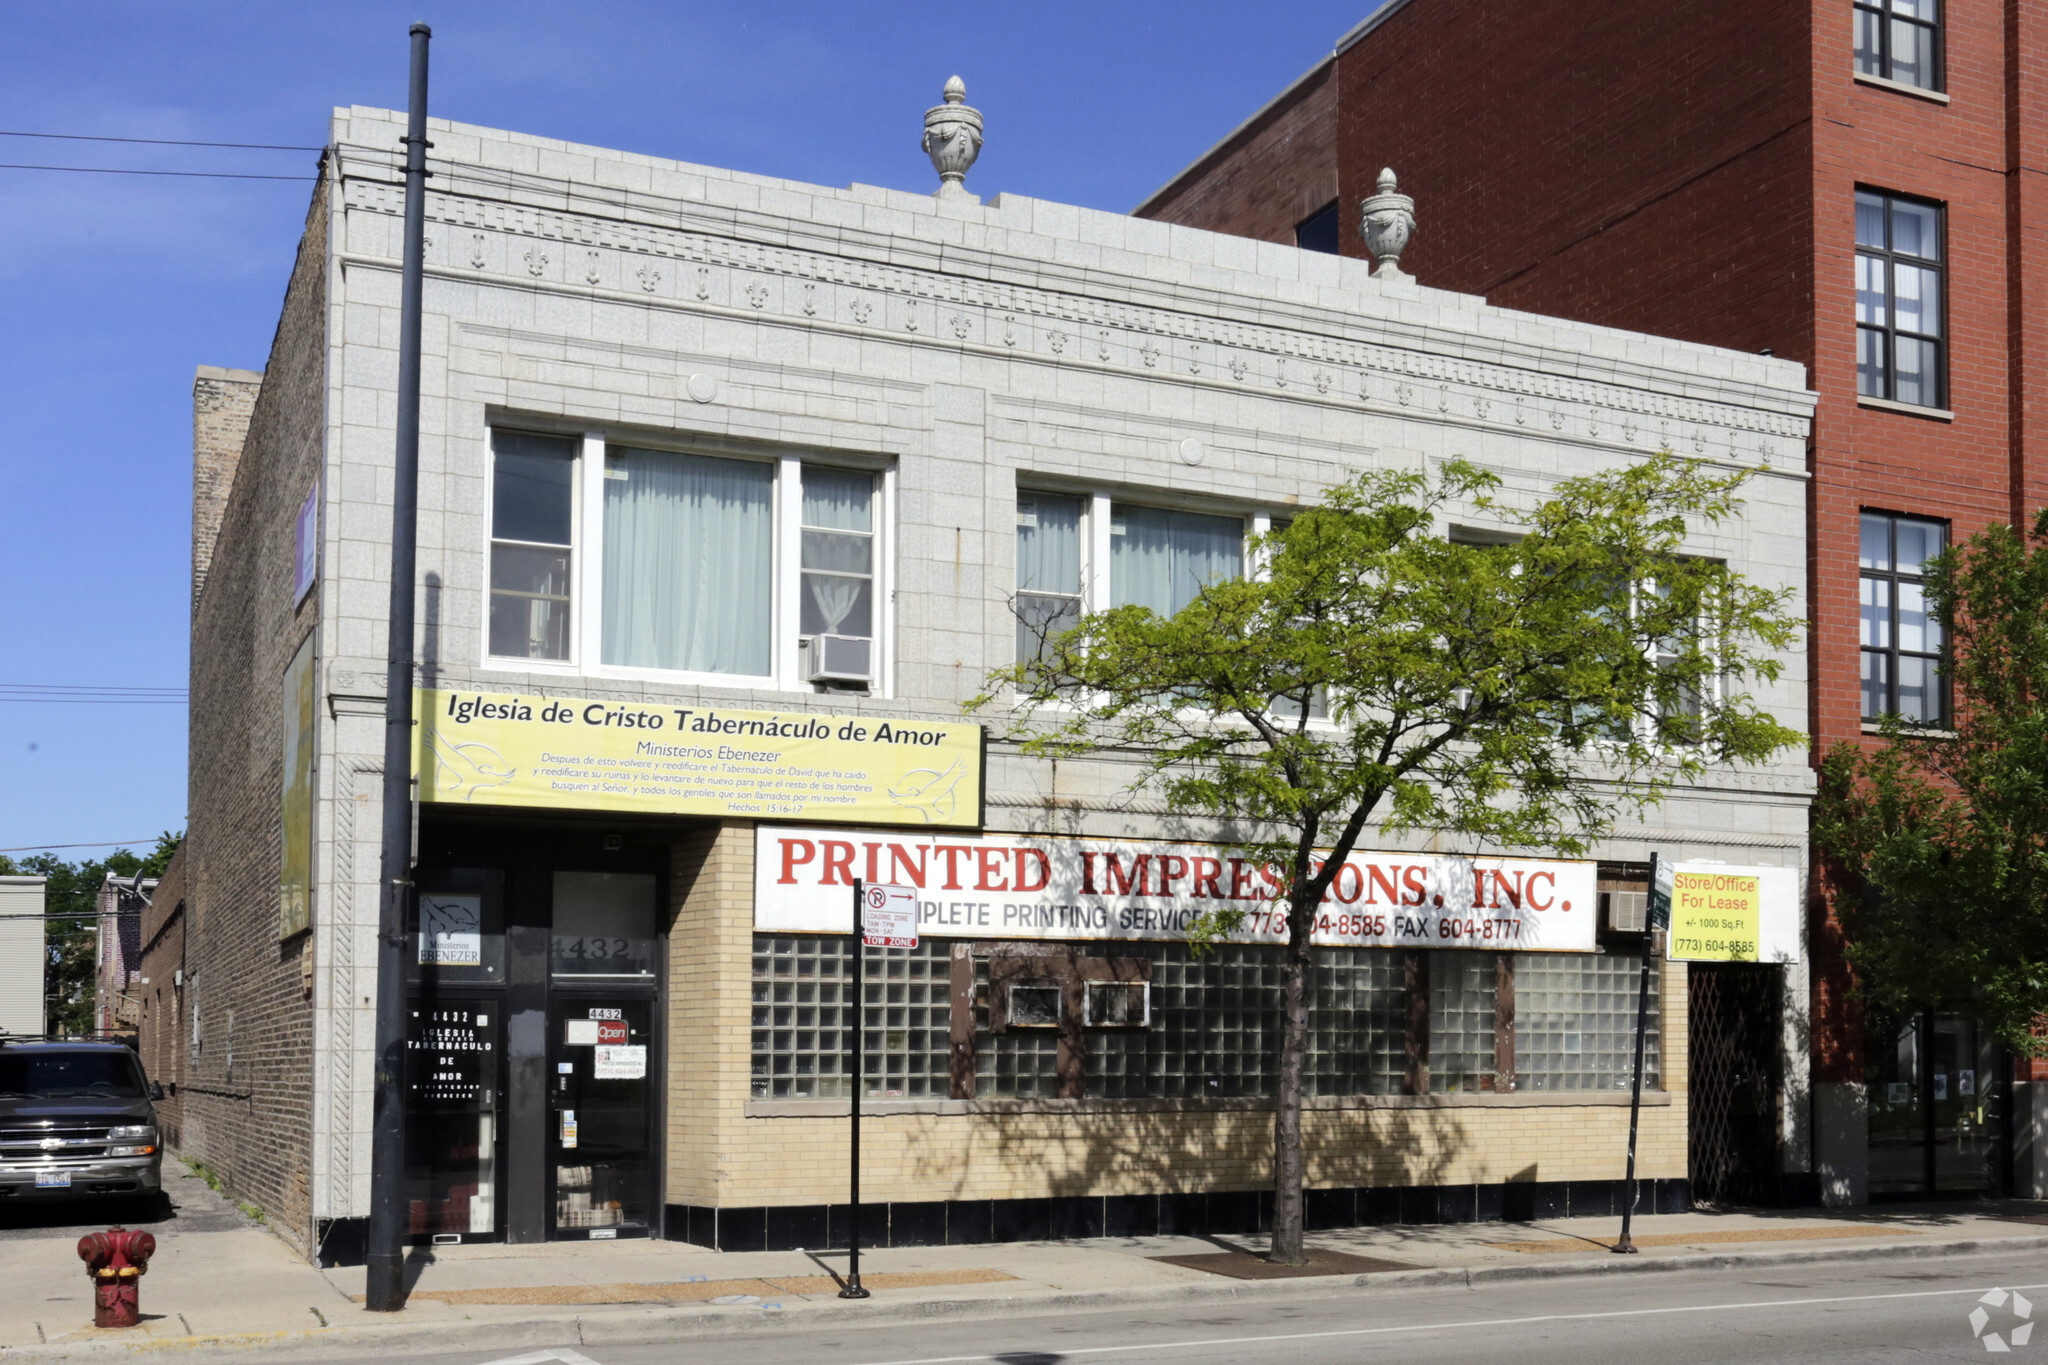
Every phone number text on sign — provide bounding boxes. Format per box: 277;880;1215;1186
1668;870;1762;961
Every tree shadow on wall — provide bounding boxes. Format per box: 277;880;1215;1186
896;1087;1475;1251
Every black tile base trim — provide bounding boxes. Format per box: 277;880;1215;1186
314;1217;369;1268
664;1178;1691;1252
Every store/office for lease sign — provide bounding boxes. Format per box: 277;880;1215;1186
414;688;984;828
756;827;1596;952
1666;864;1801;963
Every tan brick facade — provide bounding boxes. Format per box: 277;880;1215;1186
666;822;1688;1219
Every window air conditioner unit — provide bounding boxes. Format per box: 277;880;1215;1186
802;634;872;685
1603;890;1648;934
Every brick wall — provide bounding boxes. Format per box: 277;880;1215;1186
137;851;187;1147
1134;59;1338;244
1807;0;2031;1078
180;176;330;1252
1146;0;2048;1090
1325;1;1817;370
191;367;262;607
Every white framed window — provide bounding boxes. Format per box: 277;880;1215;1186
1015;492;1086;667
484;427;889;692
797;466;878;686
1084;980;1151;1028
487;431;577;662
1014;490;1333;722
1013;491;1250;649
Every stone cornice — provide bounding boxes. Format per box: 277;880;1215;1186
337;164;1813;471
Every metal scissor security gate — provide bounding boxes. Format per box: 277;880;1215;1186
1688;962;1784;1206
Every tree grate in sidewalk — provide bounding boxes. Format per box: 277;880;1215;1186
1150;1249;1415;1279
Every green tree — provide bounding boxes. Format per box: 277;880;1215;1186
975;453;1802;1263
1815;511;2048;1054
4;833;181;1037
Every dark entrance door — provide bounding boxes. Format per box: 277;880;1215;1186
1869;1010;2011;1197
1688;962;1783;1205
410;819;674;1244
547;996;656;1238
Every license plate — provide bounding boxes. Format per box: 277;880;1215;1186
36;1171;72;1188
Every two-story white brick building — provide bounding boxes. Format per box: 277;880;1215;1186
164;90;1816;1263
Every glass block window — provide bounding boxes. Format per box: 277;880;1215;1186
1513;952;1659;1092
1855;0;1941;93
1429;952;1497;1093
749;936;951;1099
1093;945;1286;1100
973;957;1063;1097
1306;949;1405;1098
1856;190;1945;409
1069;945;1404;1101
1859;511;1949;725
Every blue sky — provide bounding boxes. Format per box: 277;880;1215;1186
0;0;1378;858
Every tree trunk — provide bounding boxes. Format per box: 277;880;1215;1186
1269;894;1314;1264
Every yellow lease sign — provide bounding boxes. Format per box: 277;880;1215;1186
1668;870;1762;961
414;688;983;828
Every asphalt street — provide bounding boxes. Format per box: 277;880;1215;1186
269;1248;2048;1365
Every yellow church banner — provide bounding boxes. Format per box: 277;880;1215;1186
414;688;984;828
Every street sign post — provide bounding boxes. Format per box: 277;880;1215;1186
841;881;918;1300
1615;851;1671;1255
862;883;918;949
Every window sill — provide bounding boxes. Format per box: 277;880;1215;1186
743;1090;1670;1118
1858;395;1954;422
1854;72;1950;104
1862;721;1957;739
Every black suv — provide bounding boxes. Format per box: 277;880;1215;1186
0;1041;164;1201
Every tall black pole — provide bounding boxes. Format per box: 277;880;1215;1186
365;21;432;1314
1615;850;1665;1255
840;879;870;1299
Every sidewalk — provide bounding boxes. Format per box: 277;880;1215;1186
6;1156;2048;1362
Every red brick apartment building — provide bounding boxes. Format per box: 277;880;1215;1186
1139;0;2048;1205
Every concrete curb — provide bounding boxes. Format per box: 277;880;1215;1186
8;1230;2048;1363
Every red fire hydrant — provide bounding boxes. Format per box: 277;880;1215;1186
77;1226;156;1328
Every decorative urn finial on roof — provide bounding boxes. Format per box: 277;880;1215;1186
923;75;983;199
1360;167;1417;278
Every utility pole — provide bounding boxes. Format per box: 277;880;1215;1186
365;21;432;1314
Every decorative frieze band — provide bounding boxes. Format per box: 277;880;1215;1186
342;174;1810;465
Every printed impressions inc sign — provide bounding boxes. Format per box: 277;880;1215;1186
756;827;1596;952
415;689;984;828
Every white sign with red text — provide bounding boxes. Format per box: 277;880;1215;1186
755;828;1595;952
862;882;920;949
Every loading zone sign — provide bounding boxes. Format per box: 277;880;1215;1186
862;883;919;949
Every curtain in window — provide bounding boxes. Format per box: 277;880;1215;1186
799;468;874;638
1111;504;1242;615
1017;495;1082;594
601;447;772;674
